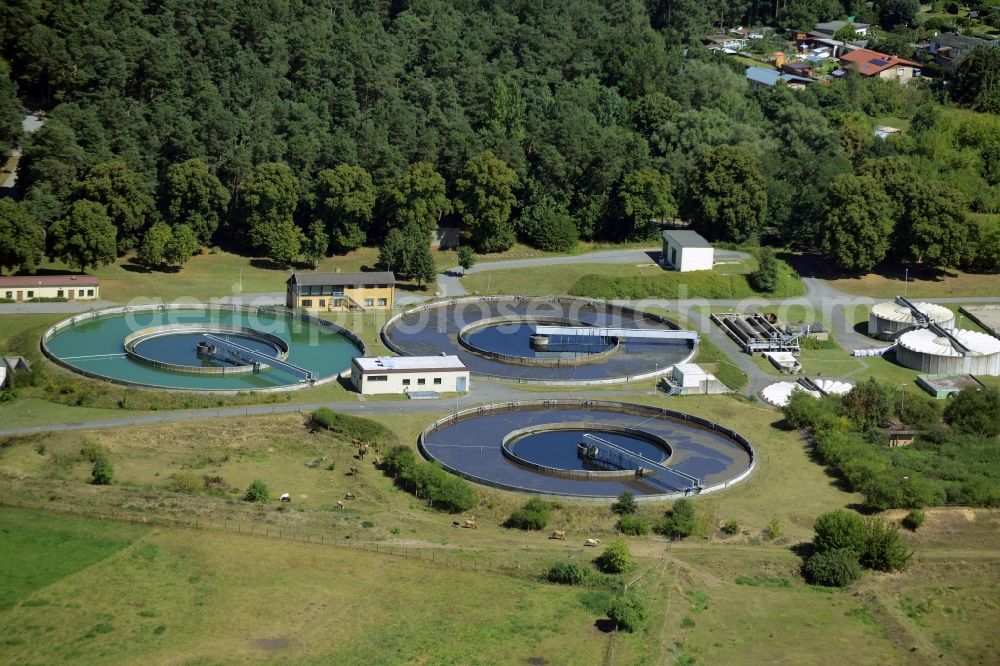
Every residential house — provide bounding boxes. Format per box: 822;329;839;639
704;34;748;51
0;275;99;302
928;32;997;68
810;20;869;38
285;271;395;312
781;61;814;77
745;66;815;90
836;48;921;84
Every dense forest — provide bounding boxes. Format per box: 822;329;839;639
0;0;997;277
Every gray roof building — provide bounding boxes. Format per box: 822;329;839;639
287;271;396;287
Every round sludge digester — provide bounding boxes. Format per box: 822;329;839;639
895;328;1000;376
868;302;954;339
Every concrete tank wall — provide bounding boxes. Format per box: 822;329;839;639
896;346;1000;376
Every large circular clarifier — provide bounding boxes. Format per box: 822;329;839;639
383;297;694;384
419;400;754;499
42;305;364;391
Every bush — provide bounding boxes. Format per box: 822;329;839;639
80;441;107;463
902;509;925;531
547;560;584;585
748;247;779;292
607;593;647;632
618;514;651;536
595;540;633;574
813;510;867;554
383;445;417;477
244;479;270;502
861;517;912;572
803;549;863;587
172;472;204;493
721;520;740;535
653;498;697;539
90;457;114;485
506;497;552;530
766;516;782;540
612;491;638;515
311;408;399;447
943;387;1000;437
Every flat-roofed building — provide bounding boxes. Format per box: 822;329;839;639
661;230;714;272
0;275;99;302
350;355;470;394
286;271;395;312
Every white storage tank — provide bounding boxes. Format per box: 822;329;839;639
868;301;954;339
896;328;1000;376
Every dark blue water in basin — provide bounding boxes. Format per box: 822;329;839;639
466;323;614;358
509;428;668;471
133;332;280;367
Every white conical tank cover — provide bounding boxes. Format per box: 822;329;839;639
761;381;820;407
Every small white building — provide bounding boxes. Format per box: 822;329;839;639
764;351;802;374
661;230;714;272
669;363;728;395
350;356;470;395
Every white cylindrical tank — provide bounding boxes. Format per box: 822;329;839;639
868;302;954;339
896;328;1000;376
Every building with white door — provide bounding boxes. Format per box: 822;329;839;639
350;356;470;395
661;230;714;272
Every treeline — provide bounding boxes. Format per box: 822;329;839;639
784;380;1000;510
0;1;997;277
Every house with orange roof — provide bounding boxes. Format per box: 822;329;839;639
835;48;921;84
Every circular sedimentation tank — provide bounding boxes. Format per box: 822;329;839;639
41;304;364;391
382;296;694;385
868;301;954;339
895;328;1000;376
419;400;754;499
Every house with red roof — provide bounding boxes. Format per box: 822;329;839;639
835;49;921;84
0;275;100;302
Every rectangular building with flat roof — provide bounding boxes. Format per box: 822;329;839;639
351;356;469;395
0;275;99;302
286;271;395;312
661;230;714;272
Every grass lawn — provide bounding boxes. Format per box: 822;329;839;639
28;247;452;304
0;508;609;665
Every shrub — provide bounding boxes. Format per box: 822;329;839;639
721;520;740;535
803;549;863;587
813;510;867;554
244;479;270;502
902;509;925;531
654;498;696;538
943;387;1000;437
91;457;114;485
612;491;638;515
607;593;647;632
361;520;375;528
547;560;584;585
79;441;106;463
595;540;633;574
172;472;204;493
618;514;651;536
311;408;399;447
506;497;552;530
766;516;782;540
383;445;417;477
748;247;779;292
861;517;912;572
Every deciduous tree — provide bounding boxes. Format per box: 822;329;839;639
388;162;450;235
456;150;518;253
75;162;155;253
820;174;894;271
619;169;675;241
686;146;767;243
0;199;44;274
240;162;300;265
161;159;230;245
313;164;375;253
48;200;117;272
